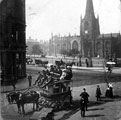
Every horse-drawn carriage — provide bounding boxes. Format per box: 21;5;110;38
35;59;48;67
6;67;73;117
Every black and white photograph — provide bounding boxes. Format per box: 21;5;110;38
0;0;121;120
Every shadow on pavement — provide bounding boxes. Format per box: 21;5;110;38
113;95;121;99
25;111;34;115
57;95;121;120
86;114;104;117
88;108;104;111
57;100;80;120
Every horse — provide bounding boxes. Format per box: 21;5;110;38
6;91;20;104
7;91;40;115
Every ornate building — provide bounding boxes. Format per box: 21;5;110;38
81;0;121;58
49;0;121;59
0;0;26;84
49;34;80;56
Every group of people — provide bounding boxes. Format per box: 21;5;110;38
79;83;113;117
33;69;52;87
27;65;73;88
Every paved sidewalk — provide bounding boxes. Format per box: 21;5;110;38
54;81;121;120
1;74;38;93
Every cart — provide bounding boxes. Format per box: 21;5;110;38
38;78;72;110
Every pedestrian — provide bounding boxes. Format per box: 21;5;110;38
12;76;16;90
12;82;16;90
105;85;110;97
68;87;73;105
109;83;113;98
96;85;102;101
28;74;32;87
85;59;89;67
105;83;113;98
108;65;112;74
80;97;86;117
80;88;89;111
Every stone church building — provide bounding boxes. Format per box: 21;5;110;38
49;0;121;59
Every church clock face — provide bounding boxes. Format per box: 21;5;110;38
85;30;88;34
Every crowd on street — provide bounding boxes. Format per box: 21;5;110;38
79;82;114;118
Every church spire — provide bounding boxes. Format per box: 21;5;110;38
85;0;95;18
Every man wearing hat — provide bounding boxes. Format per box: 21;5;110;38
80;88;89;111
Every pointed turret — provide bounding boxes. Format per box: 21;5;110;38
80;0;100;57
85;0;95;19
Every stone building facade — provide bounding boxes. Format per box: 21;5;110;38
49;0;121;59
26;37;49;55
0;0;26;83
96;33;121;58
26;37;40;55
49;34;80;56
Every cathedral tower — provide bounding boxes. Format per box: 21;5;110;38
80;0;100;57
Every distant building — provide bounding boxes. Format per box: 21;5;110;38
26;37;49;55
49;34;80;56
26;37;40;55
42;41;49;55
49;0;121;59
0;0;26;83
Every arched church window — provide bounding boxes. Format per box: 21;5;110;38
72;41;78;51
84;21;89;31
63;43;66;50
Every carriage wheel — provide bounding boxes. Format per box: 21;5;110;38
63;95;71;107
59;99;65;109
59;95;70;109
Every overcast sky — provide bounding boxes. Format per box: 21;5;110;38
26;0;121;41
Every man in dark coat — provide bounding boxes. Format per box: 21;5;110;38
96;85;102;101
28;74;32;87
80;88;89;111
